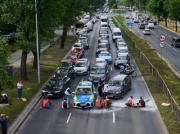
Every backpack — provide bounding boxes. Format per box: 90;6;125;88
45;102;51;109
141;100;145;107
63;100;67;109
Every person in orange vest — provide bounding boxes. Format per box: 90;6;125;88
137;96;145;107
125;96;133;107
104;96;112;108
96;96;103;108
41;96;51;109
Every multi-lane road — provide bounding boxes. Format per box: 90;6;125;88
15;16;168;134
124;12;180;71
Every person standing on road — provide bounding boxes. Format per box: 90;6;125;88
0;114;9;134
17;80;23;99
103;81;109;99
65;85;72;108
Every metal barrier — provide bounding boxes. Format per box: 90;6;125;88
114;18;180;122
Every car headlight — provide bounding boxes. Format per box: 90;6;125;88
55;90;61;93
42;90;46;93
116;90;121;94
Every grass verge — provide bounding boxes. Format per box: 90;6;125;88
0;36;75;127
114;16;180;134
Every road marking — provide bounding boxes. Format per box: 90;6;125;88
113;112;115;123
66;113;71;124
173;47;178;52
111;67;112;71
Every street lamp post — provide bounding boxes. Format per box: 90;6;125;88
35;0;40;84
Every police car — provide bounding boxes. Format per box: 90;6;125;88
73;81;96;108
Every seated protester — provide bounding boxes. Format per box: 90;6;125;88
125;96;133;107
104;96;112;108
96;96;103;108
41;96;51;109
62;98;68;109
1;94;8;104
137;96;145;107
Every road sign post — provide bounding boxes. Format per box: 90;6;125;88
158;35;166;58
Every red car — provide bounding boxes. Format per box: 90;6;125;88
70;48;84;58
67;53;80;65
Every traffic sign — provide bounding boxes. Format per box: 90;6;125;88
159;34;166;41
126;22;134;27
159;41;166;48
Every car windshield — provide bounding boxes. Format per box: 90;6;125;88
117;43;126;47
114;33;121;36
90;67;105;74
118;49;128;53
56;68;68;75
108;80;122;86
76;88;92;95
73;44;81;47
100;40;108;43
98;45;107;49
60;62;69;68
117;56;126;60
99;53;110;56
75;62;86;67
46;79;62;89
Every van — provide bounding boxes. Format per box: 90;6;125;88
112;28;122;42
171;37;180;47
100;22;108;28
148;22;154;29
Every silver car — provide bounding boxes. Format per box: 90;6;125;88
73;59;90;75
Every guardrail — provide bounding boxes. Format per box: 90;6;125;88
114;17;180;122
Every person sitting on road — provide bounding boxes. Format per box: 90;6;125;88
125;96;133;107
41;96;51;109
96;96;103;108
104;96;112;108
137;96;145;107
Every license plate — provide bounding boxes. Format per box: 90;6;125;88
47;94;53;96
107;95;113;98
80;104;86;106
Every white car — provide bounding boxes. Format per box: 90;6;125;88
125;15;130;19
117;48;129;57
71;43;83;51
95;58;107;65
73;59;90;75
143;29;151;35
148;22;154;29
116;42;128;50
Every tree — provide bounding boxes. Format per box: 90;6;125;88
109;0;117;8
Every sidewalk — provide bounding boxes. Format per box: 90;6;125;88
8;29;74;134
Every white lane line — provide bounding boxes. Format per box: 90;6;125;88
173;47;178;52
66;113;71;124
111;67;112;71
113;112;115;123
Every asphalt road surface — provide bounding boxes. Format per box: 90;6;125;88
15;16;168;134
124;11;180;71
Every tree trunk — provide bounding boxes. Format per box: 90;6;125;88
176;20;177;32
32;51;37;69
165;19;167;27
21;50;28;80
60;27;68;49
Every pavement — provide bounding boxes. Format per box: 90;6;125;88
8;28;74;134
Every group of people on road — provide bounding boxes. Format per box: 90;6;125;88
125;96;146;108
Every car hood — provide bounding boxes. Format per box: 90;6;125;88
107;86;121;93
43;86;62;92
74;95;92;102
74;67;87;70
115;59;127;64
90;74;105;78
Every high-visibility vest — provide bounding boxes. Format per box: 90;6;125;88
42;99;49;108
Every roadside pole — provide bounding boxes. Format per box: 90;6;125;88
158;34;166;59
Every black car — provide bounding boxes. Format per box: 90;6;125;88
88;63;110;85
59;59;73;69
55;66;75;80
138;23;145;29
106;74;131;99
171;37;180;47
42;76;71;98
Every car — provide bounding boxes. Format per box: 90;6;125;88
98;39;110;49
116;42;128;50
55;66;75;80
99;27;108;33
78;39;89;49
125;15;130;19
73;59;90;75
114;55;130;69
76;28;88;36
115;38;125;45
148;22;154;29
133;18;139;23
70;48;84;58
88;62;110;85
66;54;79;65
143;20;148;25
95;58;107;65
171;37;180;47
96;43;109;56
71;42;83;51
59;59;73;69
98;51;112;64
117;48;129;57
106;74;131;99
99;30;109;37
143;29;151;35
73;81;96;108
41;75;71;98
98;35;109;43
138;23;145;29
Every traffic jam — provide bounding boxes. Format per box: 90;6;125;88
41;12;137;109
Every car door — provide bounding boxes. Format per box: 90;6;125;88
124;76;130;93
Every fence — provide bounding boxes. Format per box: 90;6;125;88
114;18;180;122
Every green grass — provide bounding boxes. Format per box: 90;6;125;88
114;16;180;134
0;36;75;128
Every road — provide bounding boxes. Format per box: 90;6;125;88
15;16;168;134
124;11;180;71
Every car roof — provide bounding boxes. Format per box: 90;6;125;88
78;81;92;87
100;51;109;54
117;53;128;56
111;74;128;80
144;29;150;30
96;58;106;61
94;62;107;67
